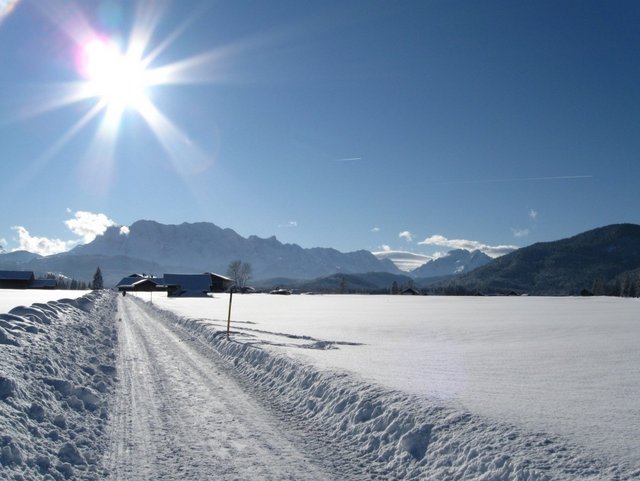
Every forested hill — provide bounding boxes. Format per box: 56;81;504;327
437;224;640;295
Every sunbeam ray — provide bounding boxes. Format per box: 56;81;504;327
11;101;105;195
78;105;121;195
136;96;213;176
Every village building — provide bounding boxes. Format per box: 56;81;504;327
400;286;422;295
116;274;165;292
116;272;233;297
164;273;233;297
0;271;57;289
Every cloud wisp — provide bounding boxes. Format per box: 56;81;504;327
399;231;413;242
372;249;433;272
511;228;530;238
334;157;363;162
419;234;517;258
278;221;298;228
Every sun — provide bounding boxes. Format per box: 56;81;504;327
79;38;151;112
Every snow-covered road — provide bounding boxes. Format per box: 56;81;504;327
105;296;335;481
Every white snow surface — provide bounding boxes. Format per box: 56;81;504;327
144;293;640;474
1;291;117;480
0;290;88;316
2;290;639;480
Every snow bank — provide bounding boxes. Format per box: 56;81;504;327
144;299;638;481
0;291;117;481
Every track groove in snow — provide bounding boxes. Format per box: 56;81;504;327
104;296;336;480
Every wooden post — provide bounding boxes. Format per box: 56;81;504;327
226;290;233;339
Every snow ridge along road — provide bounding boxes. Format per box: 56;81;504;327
106;295;336;481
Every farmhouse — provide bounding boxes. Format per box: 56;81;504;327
116;274;166;292
0;271;57;289
116;272;233;297
164;273;233;297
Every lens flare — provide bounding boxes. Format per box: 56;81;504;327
79;38;150;112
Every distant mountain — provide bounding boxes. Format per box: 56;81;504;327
439;224;640;295
410;249;491;278
253;272;415;293
60;220;400;285
0;250;42;268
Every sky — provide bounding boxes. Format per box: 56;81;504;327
0;0;638;268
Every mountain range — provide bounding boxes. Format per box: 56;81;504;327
2;220;638;295
1;220;405;286
410;249;491;278
437;223;640;295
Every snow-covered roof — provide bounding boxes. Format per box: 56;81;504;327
203;272;233;282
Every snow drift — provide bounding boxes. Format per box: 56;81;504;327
143;298;638;481
0;291;117;481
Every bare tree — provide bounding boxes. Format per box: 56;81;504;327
227;260;252;289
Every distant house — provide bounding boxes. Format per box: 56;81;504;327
116;274;165;292
400;286;422;296
205;272;234;293
0;271;57;289
164;273;233;297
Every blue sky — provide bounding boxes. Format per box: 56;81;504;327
0;0;638;265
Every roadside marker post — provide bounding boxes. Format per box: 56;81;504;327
226;289;233;339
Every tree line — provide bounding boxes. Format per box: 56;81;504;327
589;272;640;297
42;273;90;290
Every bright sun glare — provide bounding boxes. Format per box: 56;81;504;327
80;38;150;111
15;1;239;192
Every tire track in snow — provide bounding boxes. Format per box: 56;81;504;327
105;296;334;480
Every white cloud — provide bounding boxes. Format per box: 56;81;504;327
0;238;7;252
529;209;538;220
419;234;517;258
119;226;130;235
372;249;433;272
278;221;298;228
512;228;530;238
11;226;76;256
380;244;391;251
371;227;380;233
64;211;116;243
8;210;119;256
399;231;413;242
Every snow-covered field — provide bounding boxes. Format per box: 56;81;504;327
2;290;639;480
144;293;640;472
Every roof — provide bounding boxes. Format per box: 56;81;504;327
0;270;35;281
132;278;163;287
203;272;233;282
116;276;162;287
164;273;213;296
